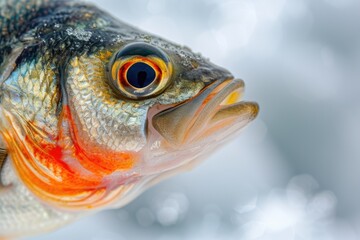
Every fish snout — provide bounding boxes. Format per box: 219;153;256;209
152;78;259;147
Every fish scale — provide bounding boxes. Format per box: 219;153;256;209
1;56;60;136
67;53;151;151
0;0;43;65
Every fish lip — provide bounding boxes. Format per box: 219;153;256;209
150;78;258;147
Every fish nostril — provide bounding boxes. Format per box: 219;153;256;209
182;65;234;84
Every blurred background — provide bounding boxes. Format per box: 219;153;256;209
30;0;360;239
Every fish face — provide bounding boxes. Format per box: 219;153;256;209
0;4;258;213
51;40;259;209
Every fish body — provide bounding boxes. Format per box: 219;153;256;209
0;0;258;238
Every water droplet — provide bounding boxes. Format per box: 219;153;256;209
66;27;92;41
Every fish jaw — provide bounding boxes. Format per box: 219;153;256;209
152;78;258;146
130;78;259;178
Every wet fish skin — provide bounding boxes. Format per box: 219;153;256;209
0;0;258;238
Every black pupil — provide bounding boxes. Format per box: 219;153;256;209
126;62;156;88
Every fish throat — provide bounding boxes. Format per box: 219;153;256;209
1;103;139;210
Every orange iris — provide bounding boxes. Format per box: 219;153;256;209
110;55;172;99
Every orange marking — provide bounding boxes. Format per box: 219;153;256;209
62;105;136;175
3;104;138;209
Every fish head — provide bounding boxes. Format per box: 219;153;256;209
1;31;258;211
62;40;259;208
125;42;259;174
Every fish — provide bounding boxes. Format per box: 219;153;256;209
0;0;259;238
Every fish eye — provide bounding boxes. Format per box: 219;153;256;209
108;42;172;100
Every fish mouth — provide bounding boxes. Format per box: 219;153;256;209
152;78;259;147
